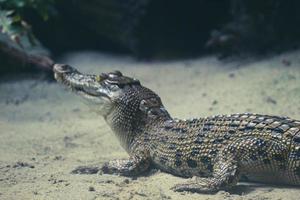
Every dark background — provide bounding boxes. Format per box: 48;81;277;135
1;0;300;74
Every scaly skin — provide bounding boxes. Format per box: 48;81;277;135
53;64;300;193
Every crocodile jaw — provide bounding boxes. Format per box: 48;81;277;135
53;64;113;116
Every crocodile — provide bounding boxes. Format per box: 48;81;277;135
53;64;300;193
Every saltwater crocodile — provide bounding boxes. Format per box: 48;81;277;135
53;64;300;193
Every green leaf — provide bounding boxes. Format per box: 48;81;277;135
12;14;21;22
0;0;57;47
0;10;14;34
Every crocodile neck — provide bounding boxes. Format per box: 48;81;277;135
104;86;172;153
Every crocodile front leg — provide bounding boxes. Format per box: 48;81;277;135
101;150;151;176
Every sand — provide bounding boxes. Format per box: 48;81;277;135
1;51;300;200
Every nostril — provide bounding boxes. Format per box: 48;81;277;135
53;64;72;73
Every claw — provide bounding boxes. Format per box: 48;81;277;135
101;162;110;174
171;183;218;193
71;166;100;174
171;184;187;192
100;162;120;175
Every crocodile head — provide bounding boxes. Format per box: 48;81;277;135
53;64;142;116
54;64;171;150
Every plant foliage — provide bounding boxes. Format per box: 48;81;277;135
0;0;56;47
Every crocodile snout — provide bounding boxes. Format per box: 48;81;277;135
53;64;73;74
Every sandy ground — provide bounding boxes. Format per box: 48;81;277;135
1;51;300;200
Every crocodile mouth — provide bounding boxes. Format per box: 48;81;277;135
53;64;110;100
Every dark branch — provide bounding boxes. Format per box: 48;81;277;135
0;40;54;73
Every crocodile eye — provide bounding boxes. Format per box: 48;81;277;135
95;75;101;82
109;70;123;77
113;70;122;76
